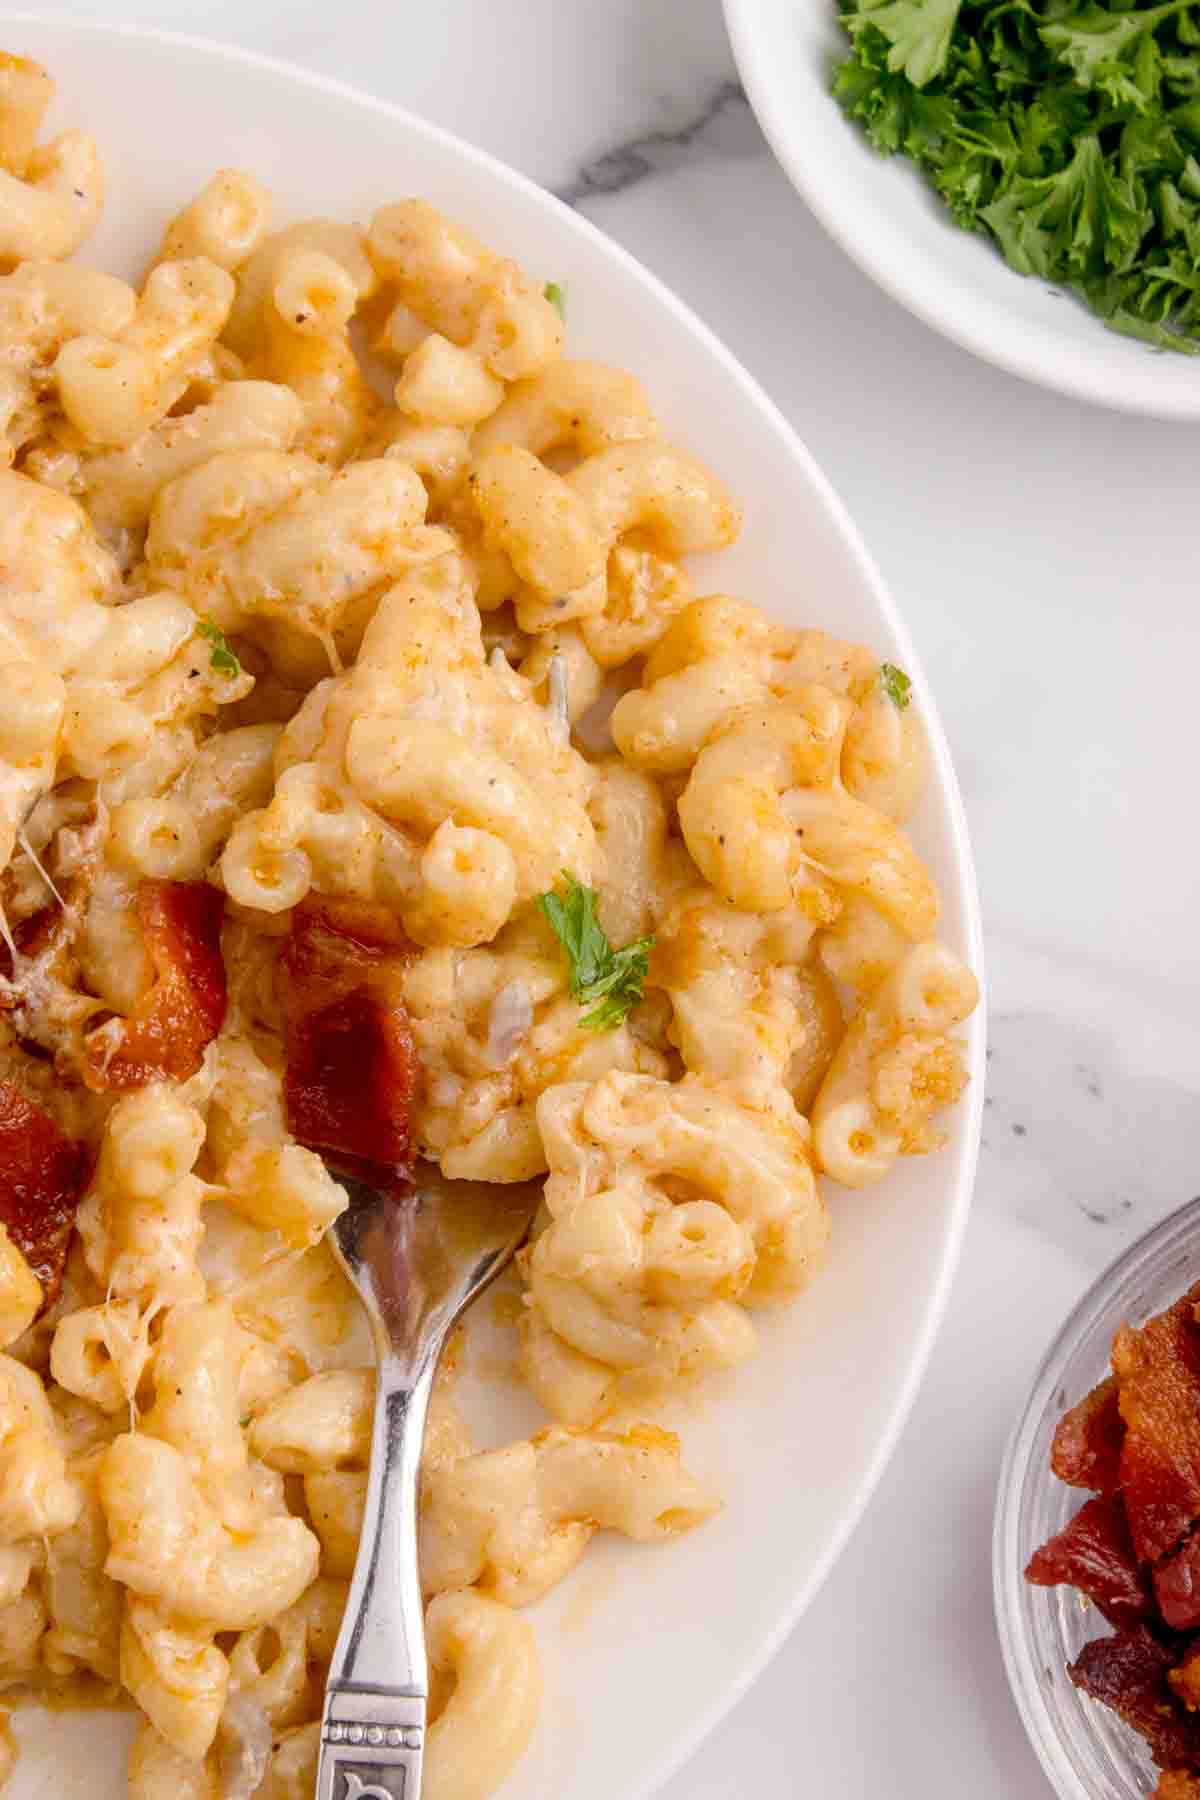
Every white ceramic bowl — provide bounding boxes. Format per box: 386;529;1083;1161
1;17;985;1799
725;0;1200;419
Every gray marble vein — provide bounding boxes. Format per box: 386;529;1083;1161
978;1003;1200;1262
554;78;751;207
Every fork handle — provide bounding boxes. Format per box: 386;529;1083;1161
318;1352;435;1800
316;1690;425;1800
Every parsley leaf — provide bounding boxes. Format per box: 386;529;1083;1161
544;281;567;319
845;0;963;87
981;135;1148;283
195;617;241;678
538;874;653;1031
880;662;912;709
833;0;1200;351
539;878;609;994
1039;1;1189;97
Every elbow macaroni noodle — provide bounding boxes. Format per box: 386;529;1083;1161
0;56;977;1798
0;55;102;269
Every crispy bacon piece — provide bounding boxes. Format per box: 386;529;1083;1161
282;895;419;1198
1114;1287;1200;1567
1051;1375;1125;1495
0;1080;90;1304
83;880;226;1091
1156;1531;1200;1630
1172;1644;1200;1710
1157;1774;1200;1800
1070;1627;1200;1775
1026;1495;1153;1627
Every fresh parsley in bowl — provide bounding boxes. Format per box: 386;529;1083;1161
832;0;1200;354
724;0;1200;413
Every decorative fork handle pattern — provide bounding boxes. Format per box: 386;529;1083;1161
316;1685;426;1800
317;1357;435;1800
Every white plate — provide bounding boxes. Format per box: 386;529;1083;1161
1;17;985;1799
725;0;1200;419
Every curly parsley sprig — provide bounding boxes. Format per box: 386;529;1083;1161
833;0;1200;352
538;874;653;1032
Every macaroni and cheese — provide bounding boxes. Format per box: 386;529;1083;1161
0;54;978;1800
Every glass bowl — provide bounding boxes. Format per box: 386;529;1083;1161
994;1197;1200;1799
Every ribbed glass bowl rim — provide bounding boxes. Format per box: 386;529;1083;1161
993;1196;1200;1799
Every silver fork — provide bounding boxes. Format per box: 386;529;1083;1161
315;1166;542;1800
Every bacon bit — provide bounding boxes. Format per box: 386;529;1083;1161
1156;1530;1200;1631
1070;1627;1200;1775
1157;1773;1200;1800
1025;1495;1153;1627
1172;1643;1200;1714
82;880;227;1091
1114;1286;1200;1567
1050;1374;1125;1495
281;895;419;1199
0;1080;91;1305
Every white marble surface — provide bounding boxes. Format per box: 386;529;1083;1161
50;0;1200;1790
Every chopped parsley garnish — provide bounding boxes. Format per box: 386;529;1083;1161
880;661;912;709
832;0;1200;352
538;874;653;1031
195;617;241;678
544;280;567;319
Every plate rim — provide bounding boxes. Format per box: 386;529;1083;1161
724;0;1200;423
0;14;987;1794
